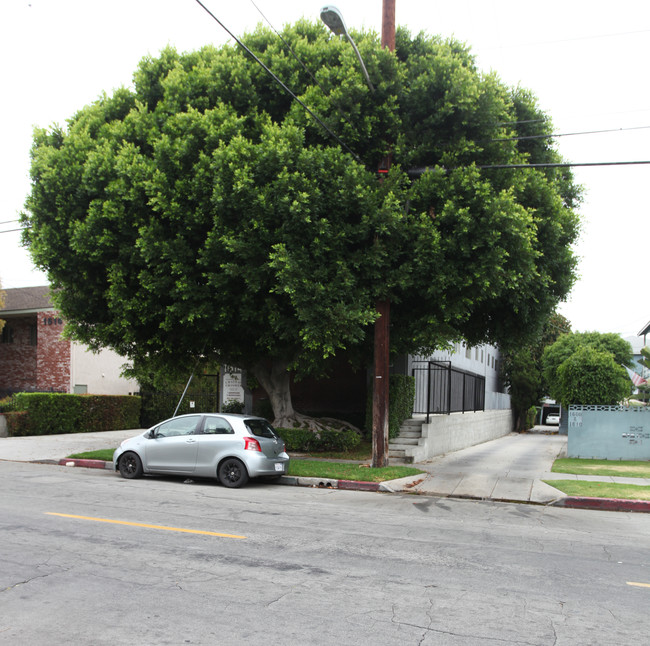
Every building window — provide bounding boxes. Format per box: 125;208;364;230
1;325;14;344
29;324;38;346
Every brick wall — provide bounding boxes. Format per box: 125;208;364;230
0;316;38;392
36;311;71;392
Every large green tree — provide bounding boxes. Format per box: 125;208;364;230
542;331;633;407
554;346;630;408
23;22;580;427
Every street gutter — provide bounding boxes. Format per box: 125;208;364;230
53;458;650;512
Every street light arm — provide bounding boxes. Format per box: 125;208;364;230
345;35;375;93
320;5;375;93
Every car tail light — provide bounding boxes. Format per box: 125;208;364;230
244;436;262;452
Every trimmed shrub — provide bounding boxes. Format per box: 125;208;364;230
4;411;30;437
365;374;416;439
14;393;83;435
0;396;15;413
276;427;361;453
11;393;140;435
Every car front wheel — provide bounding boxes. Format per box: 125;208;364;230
119;452;143;479
218;458;249;488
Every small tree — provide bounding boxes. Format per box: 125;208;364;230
554;346;630;407
542;331;633;403
501;312;571;431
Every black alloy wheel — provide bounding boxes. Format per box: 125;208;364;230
119;452;143;479
218;458;249;488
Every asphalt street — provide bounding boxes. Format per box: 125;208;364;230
1;460;650;645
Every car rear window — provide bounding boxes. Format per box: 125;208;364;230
244;419;279;439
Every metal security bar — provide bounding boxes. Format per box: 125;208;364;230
411;361;485;422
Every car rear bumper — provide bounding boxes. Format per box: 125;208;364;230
245;452;290;478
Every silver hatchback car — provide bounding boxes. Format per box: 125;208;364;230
113;413;289;488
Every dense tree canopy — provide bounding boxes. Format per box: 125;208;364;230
554;346;630;408
542;331;633;407
23;22;581;425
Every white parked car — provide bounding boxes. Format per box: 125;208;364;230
113;413;289;488
546;413;560;425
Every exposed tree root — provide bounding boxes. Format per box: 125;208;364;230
272;411;360;435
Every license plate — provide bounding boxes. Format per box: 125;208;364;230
274;463;284;472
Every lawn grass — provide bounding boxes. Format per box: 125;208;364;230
288;459;422;482
69;445;422;483
69;449;115;461
552;458;650;478
544;479;650;501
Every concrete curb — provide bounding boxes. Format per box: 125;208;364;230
57;458;113;470
49;460;650;511
553;496;650;513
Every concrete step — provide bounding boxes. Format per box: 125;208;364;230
397;431;422;439
390;437;420;446
388;449;414;463
401;419;425;428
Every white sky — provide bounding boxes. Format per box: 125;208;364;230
1;0;649;337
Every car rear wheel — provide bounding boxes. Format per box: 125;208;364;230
119;452;143;479
218;458;249;488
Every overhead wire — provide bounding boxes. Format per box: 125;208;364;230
248;0;359;134
192;0;361;162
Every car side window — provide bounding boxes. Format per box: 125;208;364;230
155;416;201;438
202;417;234;435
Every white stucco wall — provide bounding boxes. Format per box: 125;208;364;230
410;341;507;408
70;343;139;395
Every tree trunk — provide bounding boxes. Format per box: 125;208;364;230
252;359;359;433
252;359;295;427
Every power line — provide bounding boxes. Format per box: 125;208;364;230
248;0;358;133
408;160;650;176
0;227;29;234
485;125;650;145
193;0;361;162
0;219;21;225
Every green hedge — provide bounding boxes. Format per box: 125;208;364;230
276;427;361;452
365;374;416;439
10;393;141;436
3;411;30;437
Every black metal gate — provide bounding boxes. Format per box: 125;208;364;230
411;361;485;421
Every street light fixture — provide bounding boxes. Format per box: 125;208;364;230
320;5;375;93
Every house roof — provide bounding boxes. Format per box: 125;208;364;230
0;286;53;314
639;320;650;337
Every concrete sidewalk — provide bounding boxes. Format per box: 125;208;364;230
384;431;650;512
385;432;568;504
0;429;141;463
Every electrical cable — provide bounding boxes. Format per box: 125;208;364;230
0;227;28;234
486;124;650;145
408;160;650;176
248;0;359;133
193;0;361;162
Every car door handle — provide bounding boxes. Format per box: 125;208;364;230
185;438;197;444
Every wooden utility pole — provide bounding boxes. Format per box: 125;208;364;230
371;0;396;468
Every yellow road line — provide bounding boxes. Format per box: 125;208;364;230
627;581;650;588
46;512;246;539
